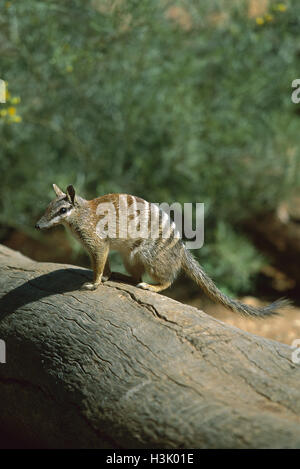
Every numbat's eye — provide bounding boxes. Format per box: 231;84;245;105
59;207;67;214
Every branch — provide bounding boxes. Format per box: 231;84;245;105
0;245;299;448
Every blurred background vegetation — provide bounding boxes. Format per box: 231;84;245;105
0;0;299;300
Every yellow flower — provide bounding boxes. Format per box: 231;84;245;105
275;3;287;12
265;14;274;22
11;96;21;104
11;115;22;123
7;106;16;116
256;17;265;25
66;65;73;73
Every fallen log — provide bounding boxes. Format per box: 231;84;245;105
0;244;299;449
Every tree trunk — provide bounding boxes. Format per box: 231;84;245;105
0;244;299;449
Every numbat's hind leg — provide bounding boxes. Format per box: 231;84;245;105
121;256;144;284
137;281;172;293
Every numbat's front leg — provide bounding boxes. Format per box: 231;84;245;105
81;245;109;291
82;281;100;291
102;258;112;282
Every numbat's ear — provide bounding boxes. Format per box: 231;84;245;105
53;184;65;198
66;185;76;205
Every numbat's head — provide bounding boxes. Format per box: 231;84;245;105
35;184;84;230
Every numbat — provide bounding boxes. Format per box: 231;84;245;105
35;184;289;317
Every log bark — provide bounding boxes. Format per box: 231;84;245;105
0;244;299;449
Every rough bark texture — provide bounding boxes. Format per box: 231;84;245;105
0;244;299;449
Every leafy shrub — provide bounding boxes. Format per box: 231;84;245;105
0;0;299;294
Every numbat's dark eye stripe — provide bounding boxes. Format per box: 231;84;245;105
54;207;70;218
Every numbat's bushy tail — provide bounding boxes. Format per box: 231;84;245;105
182;249;290;318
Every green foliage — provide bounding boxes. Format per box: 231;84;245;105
0;0;299;293
199;222;265;296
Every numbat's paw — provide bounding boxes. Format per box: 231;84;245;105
137;281;171;293
81;282;101;291
137;282;156;292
